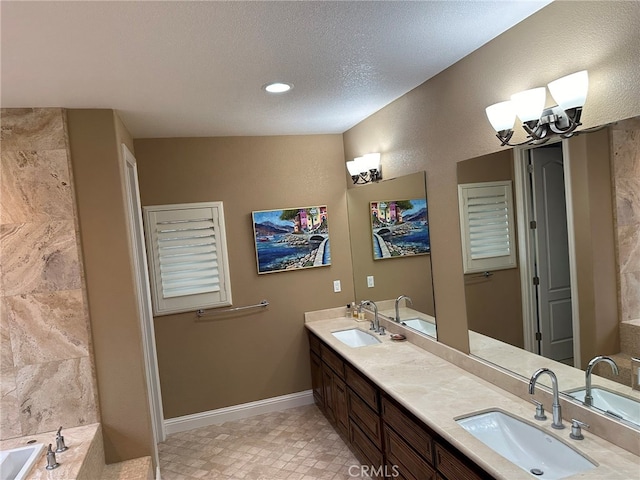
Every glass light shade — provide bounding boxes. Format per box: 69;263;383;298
346;159;361;176
511;87;546;122
362;153;381;171
485;101;517;132
547;70;588;111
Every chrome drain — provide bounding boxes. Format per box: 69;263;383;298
530;468;544;476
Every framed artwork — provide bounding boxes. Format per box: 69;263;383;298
252;205;331;274
370;198;430;260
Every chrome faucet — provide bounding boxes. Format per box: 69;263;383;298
529;368;564;429
585;356;619;406
394;295;413;323
361;300;383;334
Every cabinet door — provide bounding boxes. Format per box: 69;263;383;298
382;395;434;465
349;420;384;479
384;424;436;480
334;376;349;436
322;363;335;423
310;351;324;408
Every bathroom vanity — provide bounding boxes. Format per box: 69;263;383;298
309;329;488;480
305;308;640;480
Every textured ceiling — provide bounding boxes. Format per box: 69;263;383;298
1;1;552;138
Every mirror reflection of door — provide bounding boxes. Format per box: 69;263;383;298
527;144;573;364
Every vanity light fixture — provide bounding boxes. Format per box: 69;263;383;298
486;70;589;147
346;153;382;184
263;82;293;94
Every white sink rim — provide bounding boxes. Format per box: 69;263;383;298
400;318;437;337
564;386;640;428
456;409;597;480
331;328;381;347
0;443;44;480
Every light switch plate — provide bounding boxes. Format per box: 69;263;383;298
333;280;341;292
367;276;375;288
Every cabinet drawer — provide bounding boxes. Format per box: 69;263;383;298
385;424;436;480
349;420;384;477
308;331;321;355
348;388;383;449
321;343;345;379
435;442;491;480
345;363;379;412
382;396;434;465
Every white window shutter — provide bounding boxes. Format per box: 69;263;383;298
143;202;232;316
458;181;517;274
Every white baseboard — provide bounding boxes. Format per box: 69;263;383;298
164;390;314;435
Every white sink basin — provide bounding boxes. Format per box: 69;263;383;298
401;318;436;337
565;387;640;428
332;328;381;347
0;443;44;480
456;410;596;479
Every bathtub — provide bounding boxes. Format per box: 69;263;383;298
0;424;103;480
0;443;44;480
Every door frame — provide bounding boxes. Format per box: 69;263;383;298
513;140;582;368
121;144;166;455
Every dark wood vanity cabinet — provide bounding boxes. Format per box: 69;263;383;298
382;395;436;480
346;363;385;476
307;330;494;480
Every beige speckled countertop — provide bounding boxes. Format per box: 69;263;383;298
305;314;640;480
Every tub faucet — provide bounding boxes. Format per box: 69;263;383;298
585;356;619;406
361;300;383;334
45;444;59;470
395;295;413;323
529;368;564;429
55;426;68;452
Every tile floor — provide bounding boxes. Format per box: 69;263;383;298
158;404;369;480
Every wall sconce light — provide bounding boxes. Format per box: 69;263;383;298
486;70;589;147
346;153;382;184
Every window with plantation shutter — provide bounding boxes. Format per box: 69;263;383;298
143;202;232;316
458;181;517;274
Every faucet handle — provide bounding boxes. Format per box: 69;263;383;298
378;326;386;336
530;398;547;421
570;419;590;440
369;321;376;331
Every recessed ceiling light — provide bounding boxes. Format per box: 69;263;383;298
263;82;293;94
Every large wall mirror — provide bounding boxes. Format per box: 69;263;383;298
346;171;437;338
456;116;640;430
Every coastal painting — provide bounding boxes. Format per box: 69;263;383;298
370;198;430;260
252;205;331;274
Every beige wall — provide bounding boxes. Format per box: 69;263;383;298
343;1;640;353
67;109;154;464
0;108;99;440
133;135;352;418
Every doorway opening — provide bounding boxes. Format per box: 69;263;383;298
121;144;165;467
514;141;580;367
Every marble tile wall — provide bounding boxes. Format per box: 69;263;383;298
0;108;99;440
611;117;640;324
